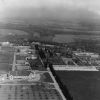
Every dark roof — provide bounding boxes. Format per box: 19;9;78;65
10;70;31;76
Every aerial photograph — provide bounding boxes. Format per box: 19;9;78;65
0;0;100;100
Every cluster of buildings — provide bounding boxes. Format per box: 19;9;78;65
0;40;99;100
0;41;67;100
33;41;100;71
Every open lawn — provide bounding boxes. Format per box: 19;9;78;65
56;71;100;100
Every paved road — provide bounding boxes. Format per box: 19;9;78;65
12;49;16;71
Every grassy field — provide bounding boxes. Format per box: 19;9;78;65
56;71;100;100
0;46;14;74
53;34;100;43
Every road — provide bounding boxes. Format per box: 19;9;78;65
12;49;16;71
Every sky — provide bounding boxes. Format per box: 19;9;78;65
0;0;99;12
0;0;100;23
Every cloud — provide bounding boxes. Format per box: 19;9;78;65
0;0;99;9
0;0;100;22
